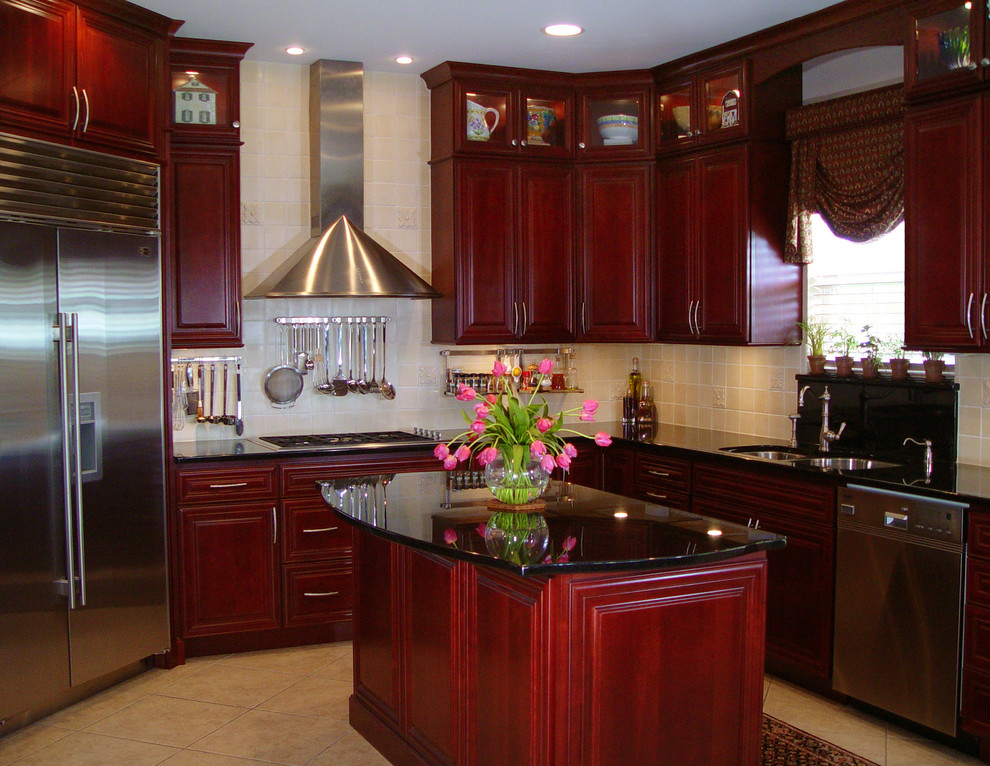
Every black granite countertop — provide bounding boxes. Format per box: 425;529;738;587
317;471;785;576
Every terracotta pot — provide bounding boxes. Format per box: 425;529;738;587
861;358;880;379
923;359;945;383
889;358;910;380
834;355;855;377
807;355;826;375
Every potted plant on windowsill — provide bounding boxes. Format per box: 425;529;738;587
886;335;910;380
860;325;882;379
832;326;858;377
922;350;946;383
797;317;833;375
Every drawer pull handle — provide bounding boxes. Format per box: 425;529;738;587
645;469;670;477
303;591;339;597
208;481;248;489
303;526;338;533
644;491;667;500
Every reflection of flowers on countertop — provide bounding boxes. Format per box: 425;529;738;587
444;525;577;564
433;358;612;472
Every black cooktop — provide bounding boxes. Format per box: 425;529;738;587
258;430;434;451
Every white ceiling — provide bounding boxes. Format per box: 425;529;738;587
138;0;840;74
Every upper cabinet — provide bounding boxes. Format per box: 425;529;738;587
657;65;747;153
423;62;575;160
905;0;990;100
575;75;654;161
0;0;170;160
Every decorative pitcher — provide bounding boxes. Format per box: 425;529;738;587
466;99;500;141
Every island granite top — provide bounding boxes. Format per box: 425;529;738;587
318;471;785;577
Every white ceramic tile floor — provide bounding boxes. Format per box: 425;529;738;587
0;643;984;765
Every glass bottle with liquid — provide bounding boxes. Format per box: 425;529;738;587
636;380;657;425
627;357;643;401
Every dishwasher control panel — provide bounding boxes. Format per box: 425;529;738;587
838;485;965;544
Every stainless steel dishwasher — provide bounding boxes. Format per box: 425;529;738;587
833;484;967;737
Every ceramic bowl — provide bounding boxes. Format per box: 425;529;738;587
671;106;691;133
596;114;638;141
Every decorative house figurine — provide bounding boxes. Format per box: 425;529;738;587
173;74;217;125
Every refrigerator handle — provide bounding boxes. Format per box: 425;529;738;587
56;313;78;609
69;312;87;606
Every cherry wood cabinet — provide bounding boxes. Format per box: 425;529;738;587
656;64;748;153
165;38;251;349
553;443;601;489
602;441;636;495
575;75;654;161
691;461;836;687
576;163;654;341
656;142;801;345
350;527;769;766
905;93;988;349
962;505;990;740
905;0;990;101
633;451;691;510
0;0;169;159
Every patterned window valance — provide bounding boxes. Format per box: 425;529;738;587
784;84;905;264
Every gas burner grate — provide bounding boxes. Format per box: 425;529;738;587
258;430;434;450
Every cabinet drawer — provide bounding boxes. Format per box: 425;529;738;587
969;509;990;561
280;451;440;498
635;452;690;494
176;466;277;505
966;603;990;675
969;557;990;606
962;665;990;737
634;488;690;511
282;498;352;563
283;562;353;627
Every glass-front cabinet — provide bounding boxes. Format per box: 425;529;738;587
576;84;652;159
657;65;746;153
454;83;573;158
906;0;990;97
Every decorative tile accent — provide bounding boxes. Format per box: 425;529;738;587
769;368;784;391
396;207;417;229
240;202;262;225
712;387;726;409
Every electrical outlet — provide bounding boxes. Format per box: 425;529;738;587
769;368;784;391
397;207;417;229
240;202;262;225
712;387;726;409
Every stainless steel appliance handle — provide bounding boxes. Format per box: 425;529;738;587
71;87;80;131
303;526;338;533
70;313;87;606
967;292;975;339
81;88;90;133
56;313;78;609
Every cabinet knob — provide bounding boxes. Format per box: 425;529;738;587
232;120;240;128
693;129;702;137
520;140;527;147
511;139;518;146
578;142;586;149
968;62;979;70
982;58;990;67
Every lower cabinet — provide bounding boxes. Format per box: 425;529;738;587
963;506;990;739
602;441;636;495
691;461;836;687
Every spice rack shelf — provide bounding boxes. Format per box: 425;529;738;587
439;347;583;396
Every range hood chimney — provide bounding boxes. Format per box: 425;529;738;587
246;59;440;299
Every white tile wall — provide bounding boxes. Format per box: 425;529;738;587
172;60;989;469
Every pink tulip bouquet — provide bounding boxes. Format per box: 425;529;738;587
434;357;612;505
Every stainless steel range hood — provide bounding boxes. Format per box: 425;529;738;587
246;60;439;299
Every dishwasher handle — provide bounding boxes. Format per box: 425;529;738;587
884;511;908;530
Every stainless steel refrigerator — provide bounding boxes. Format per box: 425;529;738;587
0;134;169;724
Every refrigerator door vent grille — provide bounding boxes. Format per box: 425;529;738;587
0;132;159;231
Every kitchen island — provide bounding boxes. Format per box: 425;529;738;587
319;471;785;766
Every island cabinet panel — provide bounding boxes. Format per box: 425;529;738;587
602;441;636;495
691;462;836;687
554;563;766;766
0;0;167;159
633;451;691;509
577;162;654;342
962;505;990;738
347;527;769;766
178;502;280;637
905;94;986;350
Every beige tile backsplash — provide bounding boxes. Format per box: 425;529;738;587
173;61;987;468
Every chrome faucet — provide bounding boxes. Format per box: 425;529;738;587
903;437;934;479
789;386;816;447
816;386;846;452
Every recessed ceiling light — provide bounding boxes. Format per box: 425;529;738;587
543;24;583;37
395;56;413;65
285;46;305;56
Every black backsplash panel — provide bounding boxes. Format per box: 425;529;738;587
794;374;958;462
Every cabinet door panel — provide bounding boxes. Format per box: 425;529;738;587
0;0;75;140
602;443;636;496
455;161;516;342
578;164;653;341
179;503;279;637
168;146;242;347
905;96;982;349
656;158;696;340
75;7;161;156
517;164;576;341
697;147;747;342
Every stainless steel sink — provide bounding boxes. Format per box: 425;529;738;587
718;445;809;461
791;457;902;471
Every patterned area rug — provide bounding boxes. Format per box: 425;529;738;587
763;714;881;765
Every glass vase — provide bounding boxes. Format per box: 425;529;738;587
483;512;550;565
483;444;550;506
